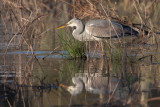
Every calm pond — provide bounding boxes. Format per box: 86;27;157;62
0;43;160;107
0;1;160;107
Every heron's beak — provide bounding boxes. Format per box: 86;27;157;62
59;83;68;89
56;25;68;29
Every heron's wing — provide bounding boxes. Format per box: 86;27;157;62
85;20;123;38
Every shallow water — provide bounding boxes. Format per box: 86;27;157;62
0;49;160;107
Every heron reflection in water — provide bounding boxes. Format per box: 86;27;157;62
60;73;121;96
57;18;138;41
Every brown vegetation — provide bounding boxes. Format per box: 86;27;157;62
0;0;160;54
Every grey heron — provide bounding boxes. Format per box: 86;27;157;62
57;18;138;41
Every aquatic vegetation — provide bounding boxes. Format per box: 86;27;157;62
58;29;86;59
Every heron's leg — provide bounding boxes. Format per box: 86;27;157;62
92;41;99;57
101;42;105;56
86;41;90;58
97;41;104;56
85;41;88;58
98;41;101;49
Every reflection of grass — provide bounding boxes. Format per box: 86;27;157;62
111;47;124;72
110;46;138;73
59;60;83;84
58;29;86;59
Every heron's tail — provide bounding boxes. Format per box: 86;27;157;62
122;25;139;36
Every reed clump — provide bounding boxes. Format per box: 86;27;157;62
58;29;86;59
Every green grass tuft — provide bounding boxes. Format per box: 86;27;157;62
58;29;86;59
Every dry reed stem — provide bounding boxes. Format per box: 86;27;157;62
142;97;160;104
133;0;144;25
42;46;60;59
107;79;120;104
1;0;49;58
99;1;122;45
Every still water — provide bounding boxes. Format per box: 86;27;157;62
0;49;160;106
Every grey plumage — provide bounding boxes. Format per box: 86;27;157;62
57;18;138;41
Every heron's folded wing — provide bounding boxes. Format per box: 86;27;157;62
85;20;123;38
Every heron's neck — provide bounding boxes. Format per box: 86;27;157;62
72;22;84;41
70;78;84;95
74;82;84;91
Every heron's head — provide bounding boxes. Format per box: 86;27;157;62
57;18;81;29
60;79;84;96
60;84;82;95
67;86;83;95
66;18;81;27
